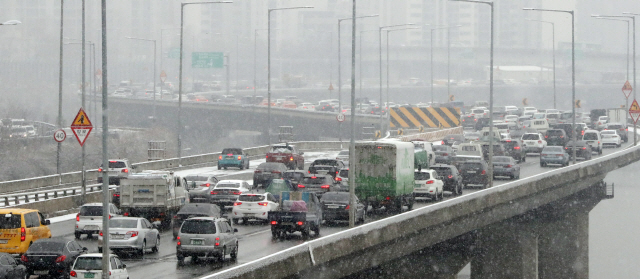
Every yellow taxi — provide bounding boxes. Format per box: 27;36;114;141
0;208;51;255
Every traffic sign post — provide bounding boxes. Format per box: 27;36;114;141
623;80;633;98
53;129;66;143
336;113;345;122
70;108;93;146
629;99;640;123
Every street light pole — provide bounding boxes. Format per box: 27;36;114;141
526;19;556;109
100;0;109;276
525;7;576;162
178;1;232;164
57;0;64;177
267;6;314;147
378;23;415;133
451;0;494;186
622;13;638;146
125;37;157;121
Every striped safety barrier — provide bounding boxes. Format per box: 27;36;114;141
390;107;461;128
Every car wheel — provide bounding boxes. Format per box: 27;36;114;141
242;218;249;225
522;156;526;162
253;180;258;188
239;163;244;170
599;148;603;155
74;232;81;240
139;240;146;256
152;237;159;253
98;247;102;253
439;189;444;200
540;162;545;167
313;224;320;236
217;165;221;170
617;143;621;148
230;243;238;261
177;255;185;266
224;166;228;170
232;218;239;225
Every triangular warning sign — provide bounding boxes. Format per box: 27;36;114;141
328;83;334;91
71;108;92;127
630;99;640;112
622;80;633;98
71;127;93;146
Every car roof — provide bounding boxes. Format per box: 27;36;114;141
110;217;141;221
79;253;117;258
217;180;244;184
0;208;39;214
184;217;220;221
82;203;113;207
240;191;268;196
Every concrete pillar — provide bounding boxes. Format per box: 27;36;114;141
538;209;589;279
471;221;538;279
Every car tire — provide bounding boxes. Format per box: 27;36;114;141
253;180;258;188
177;255;185;266
540;162;545;167
224;166;228;170
217;165;221;170
139;240;146;256
313;224;320;236
439;189;444;200
239;163;244;170
98;247;102;253
242;218;249;225
617;143;621;148
152;237;159;253
599;148;603;155
230;243;238;261
74;232;81;240
232;218;239;225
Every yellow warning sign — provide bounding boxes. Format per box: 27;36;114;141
328;83;334;91
375;130;381;138
71;108;92;127
622;80;633;98
630;99;640;112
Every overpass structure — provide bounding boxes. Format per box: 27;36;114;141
207;144;638;279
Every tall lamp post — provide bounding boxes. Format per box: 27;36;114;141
125;37;157;121
592;16;631;131
178;1;232;164
526;19;556;109
378;23;415;132
338;14;378;141
524;7;576;162
267;6;314;147
57;0;65;176
450;0;494;186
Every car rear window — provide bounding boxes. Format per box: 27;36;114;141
414;172;431;180
431;167;452;176
583;133;598;140
108;161;126;168
608;125;622;129
547;130;564;136
338;150;349;156
258;163;284;171
80;206;102;216
320;193;349;203
181;220;216;234
338;169;349;177
109;219;138;228
601;130;616;135
461;163;482;170
547;114;559;119
221;148;242;155
493;157;510;162
522;134;539;140
0;214;21;229
239;195;265;202
433;146;449;151
185;175;210;181
544;147;564;152
312;160;339;166
215;183;240;189
74;257;102;270
28;241;65;253
271;146;293;153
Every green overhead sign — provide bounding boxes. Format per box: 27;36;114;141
192;52;224;68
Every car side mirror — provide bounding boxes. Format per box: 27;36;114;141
45;220;50;225
234;228;238;233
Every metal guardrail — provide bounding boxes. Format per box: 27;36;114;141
1;183;110;207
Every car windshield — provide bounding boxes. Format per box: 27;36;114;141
338;150;349;156
181;220;216;234
494;157;510;162
544;147;564;152
414;172;431;180
522;134;539;140
320;193;349;203
108;161;126;168
547;130;564;136
221;148;242;154
215;183;240;189
239;195;265;202
80;206;102;216
271;146;292;153
29;241;65;253
0;214;21;229
74;257;103;270
312;160;339;166
109;219;138;228
583;133;599;140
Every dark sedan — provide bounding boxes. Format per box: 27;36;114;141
21;238;87;278
565;140;593;160
443;134;465;146
171;203;222;239
540;146;570;167
0;252;26;279
297;174;339;198
320;192;365;224
433;145;456;164
492;156;520;179
430;164;463;195
253;162;288;187
501;139;526;163
459;160;489;188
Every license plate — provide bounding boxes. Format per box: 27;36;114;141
191;239;203;245
587;141;594;144
85;225;99;230
275;156;283;160
35;270;48;275
466;171;477;173
111;234;124;239
84;273;95;278
0;239;7;244
281;222;293;226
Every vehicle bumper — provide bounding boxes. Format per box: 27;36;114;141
218;159;242;167
462;175;487;185
523;146;543;153
189;192;211;203
413;187;437;197
492;168;517;176
177;245;223;257
540;157;567;164
323;211;349;221
232;209;269;220
434;157;452;164
210;195;239;206
98;236;142;250
602;140;620;146
75;223;102;234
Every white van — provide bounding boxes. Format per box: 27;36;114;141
523;119;549;133
582;130;603;155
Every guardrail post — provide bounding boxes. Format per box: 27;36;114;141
44;192;48;200
14;196;18;205
72;189;76;195
4;197;8;206
34;193;38;202
25;194;29;203
54;191;58;198
63;190;67;196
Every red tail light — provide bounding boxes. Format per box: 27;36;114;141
98;168;103;172
538;140;542;143
21;255;27;262
108;214;111;220
233;202;242;206
385;196;391;200
218;155;222;160
321;185;331;189
448;175;453;179
481;170;486;175
290;157;294;161
426;180;434;184
582;147;587;150
560;136;564;138
265;155;269;159
514;146;520;150
20;227;25;242
237;156;242;160
70;271;77;277
506;165;512;168
298;184;305;188
345;205;350;210
76;214;80;222
122;169;129;173
99;231;103;236
271;221;277;225
211;191;218;195
215;237;220;246
201;183;210;187
255;170;262;173
441;141;444;145
177;241;181;246
582;131;584;135
297;221;304;226
257;202;268;206
336;177;342;181
124;212;129;216
272;171;281;174
126;231;138;237
173;215;178;219
113;193;120;197
443;153;449;156
55;255;67;263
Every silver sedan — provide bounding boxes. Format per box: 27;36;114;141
98;217;160;256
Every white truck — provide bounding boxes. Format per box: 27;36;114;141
607;108;627;126
119;171;188;228
354;141;415;213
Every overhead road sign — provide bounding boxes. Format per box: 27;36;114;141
192;52;224;68
70;108;93;146
629;99;640;123
623;81;633;98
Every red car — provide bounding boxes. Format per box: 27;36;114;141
266;144;305;170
